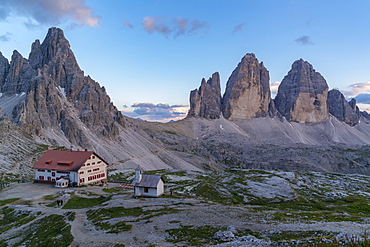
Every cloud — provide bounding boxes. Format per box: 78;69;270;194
295;35;314;45
270;81;281;96
357;103;370;112
142;16;209;37
0;32;12;42
342;82;370;99
232;22;246;34
0;0;101;28
123;102;189;122
123;21;133;29
355;94;370;104
142;17;171;35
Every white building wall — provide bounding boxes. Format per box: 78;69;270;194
77;154;107;186
35;153;107;187
156;179;164;196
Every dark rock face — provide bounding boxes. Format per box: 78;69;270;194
1;27;125;147
0;52;9;90
188;72;221;119
275;59;329;123
222;53;271;120
2;51;34;95
327;89;359;126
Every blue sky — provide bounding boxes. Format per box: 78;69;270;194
1;0;370;121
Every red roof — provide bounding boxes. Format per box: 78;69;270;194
32;150;107;171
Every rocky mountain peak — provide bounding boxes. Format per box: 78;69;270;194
28;27;80;89
188;72;222;119
274;59;329;123
222;53;271;120
0;27;125;149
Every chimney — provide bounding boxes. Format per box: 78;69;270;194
135;166;142;184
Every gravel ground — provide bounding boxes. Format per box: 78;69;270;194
1;182;370;246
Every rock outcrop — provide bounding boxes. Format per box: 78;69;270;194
0;52;9;90
2;51;34;95
222;53;271;120
188;72;221;119
327;89;359;126
274;59;329;123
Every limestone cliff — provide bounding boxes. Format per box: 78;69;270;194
222;53;271;120
0;52;9;90
1;27;125;147
188;72;221;119
327;89;359;126
274;59;329;123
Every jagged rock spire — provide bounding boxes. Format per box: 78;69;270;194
274;59;329;123
327;89;359;126
2;50;34;94
222;53;271;120
188;72;222;119
0;52;9;90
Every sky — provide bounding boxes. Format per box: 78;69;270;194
1;0;370;122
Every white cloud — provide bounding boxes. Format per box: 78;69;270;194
357;103;370;112
343;82;370;99
270;81;281;96
123;102;189;122
0;0;100;28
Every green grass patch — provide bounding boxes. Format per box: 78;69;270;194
62;195;111;209
102;188;121;193
87;206;143;222
0;198;19;206
166;225;223;246
42;194;58;201
13;214;73;247
0;207;38;234
87;206;142;233
63;211;76;221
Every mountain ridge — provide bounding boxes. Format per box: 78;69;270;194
1;27;370;175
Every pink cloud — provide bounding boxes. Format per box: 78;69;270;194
0;0;101;28
142;16;170;35
142;16;209;37
123;20;133;29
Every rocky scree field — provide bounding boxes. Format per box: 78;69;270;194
1;169;370;246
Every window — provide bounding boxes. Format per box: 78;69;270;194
39;176;44;180
79;171;84;174
144;188;149;193
88;170;91;173
92;156;95;159
92;162;96;165
38;169;45;172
